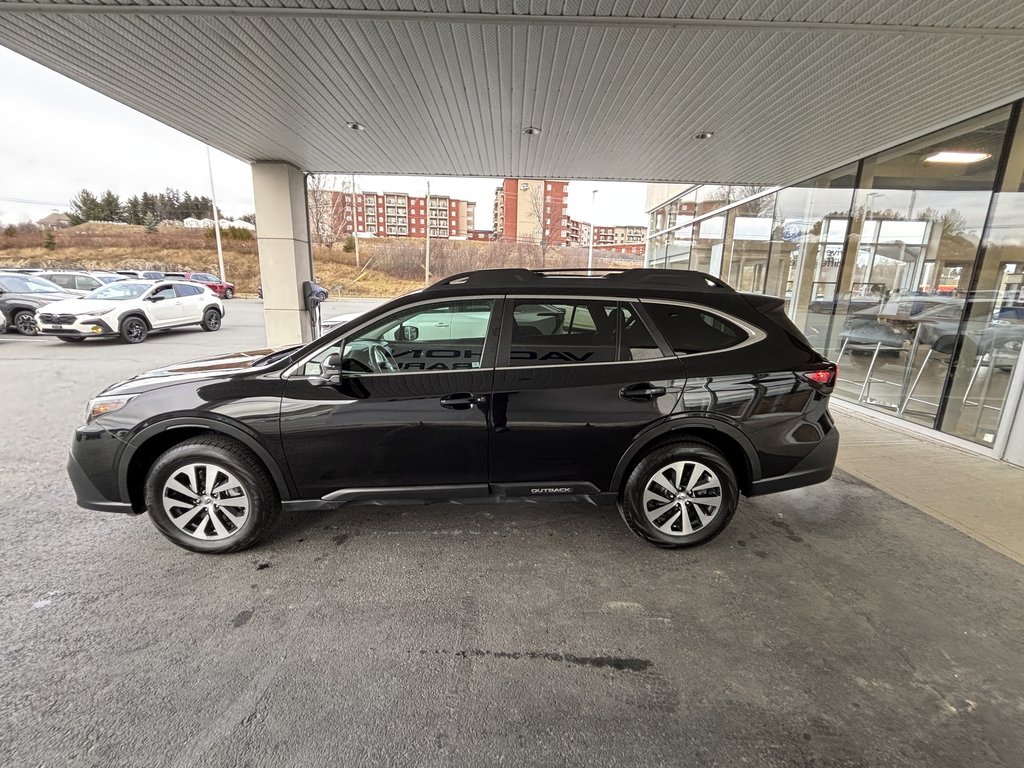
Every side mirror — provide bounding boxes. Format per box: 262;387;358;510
394;324;419;342
313;352;342;386
149;294;166;302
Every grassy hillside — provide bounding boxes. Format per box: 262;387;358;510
1;222;642;298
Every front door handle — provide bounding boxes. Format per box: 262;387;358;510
440;392;487;410
620;383;667;402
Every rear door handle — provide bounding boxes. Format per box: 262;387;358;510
440;392;487;410
620;383;667;402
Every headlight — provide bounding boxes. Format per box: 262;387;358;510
85;394;136;423
84;308;114;318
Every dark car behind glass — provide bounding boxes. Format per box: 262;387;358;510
67;269;839;554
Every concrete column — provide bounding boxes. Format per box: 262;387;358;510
252;162;313;347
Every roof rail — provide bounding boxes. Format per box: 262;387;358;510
426;268;733;291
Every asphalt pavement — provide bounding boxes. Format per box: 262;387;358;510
2;299;1023;768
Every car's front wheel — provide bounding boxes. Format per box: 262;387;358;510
201;308;222;331
619;440;738;548
120;316;148;344
12;310;38;335
143;436;280;553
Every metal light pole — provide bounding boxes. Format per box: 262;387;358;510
587;188;598;272
425;179;431;286
351;173;361;269
206;145;226;283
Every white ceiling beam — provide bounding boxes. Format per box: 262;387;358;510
2;3;1024;40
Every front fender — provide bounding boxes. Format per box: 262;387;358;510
116;415;292;502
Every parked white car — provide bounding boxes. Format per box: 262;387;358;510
36;280;224;344
36;270;124;296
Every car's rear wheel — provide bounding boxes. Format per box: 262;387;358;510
143;436;280;553
224;288;234;299
619;440;738;548
120;316;148;344
201;308;222;331
12;310;38;335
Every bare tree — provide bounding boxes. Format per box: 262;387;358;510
526;185;557;264
306;174;348;248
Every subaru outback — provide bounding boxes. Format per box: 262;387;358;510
68;268;839;553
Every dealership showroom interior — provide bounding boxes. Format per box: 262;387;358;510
2;3;1024;767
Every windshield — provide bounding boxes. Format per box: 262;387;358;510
95;274;124;284
85;281;151;301
0;274;64;293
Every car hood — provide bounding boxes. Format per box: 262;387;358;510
12;291;77;306
38;298;118;314
100;346;301;395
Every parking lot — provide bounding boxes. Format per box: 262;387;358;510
2;298;1024;767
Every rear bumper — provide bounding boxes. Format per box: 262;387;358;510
747;424;839;497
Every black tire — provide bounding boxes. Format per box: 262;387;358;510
143;436;280;554
619;440;739;548
57;336;85;343
12;309;38;335
201;308;222;332
224;288;234;300
120;316;148;344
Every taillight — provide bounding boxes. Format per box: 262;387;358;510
801;366;837;387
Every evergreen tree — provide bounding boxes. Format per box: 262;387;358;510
140;192;157;220
143;212;159;233
98;190;122;222
124;195;143;225
67;189;102;225
43;231;57;250
4;224;16;237
240;213;256;225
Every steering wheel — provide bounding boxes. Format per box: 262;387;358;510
370;343;400;373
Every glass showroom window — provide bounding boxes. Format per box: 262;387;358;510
719;192;778;294
765;164;858;348
939;107;1024;445
830;106;1011;425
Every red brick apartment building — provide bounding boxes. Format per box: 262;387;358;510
332;191;476;239
494;178;647;256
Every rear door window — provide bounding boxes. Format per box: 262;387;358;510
643;301;746;354
175;283;203;297
506;300;616;366
74;275;101;292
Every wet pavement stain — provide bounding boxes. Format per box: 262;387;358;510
770;519;804;543
231;610;253;628
414;648;653;672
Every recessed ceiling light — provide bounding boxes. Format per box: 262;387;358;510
523;126;542;136
924;151;990;164
694;131;714;140
347;122;366;131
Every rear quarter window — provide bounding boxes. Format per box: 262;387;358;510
643;302;746;354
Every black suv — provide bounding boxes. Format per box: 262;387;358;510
68;269;839;553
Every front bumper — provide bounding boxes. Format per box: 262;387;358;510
38;318;117;338
67;425;135;513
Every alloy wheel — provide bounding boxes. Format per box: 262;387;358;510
642;460;723;537
15;312;37;335
125;319;145;342
162;462;251;540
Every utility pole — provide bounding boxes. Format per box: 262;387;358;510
351;173;360;269
587;188;597;272
425;179;431;286
207;145;226;282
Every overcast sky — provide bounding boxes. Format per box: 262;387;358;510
0;46;649;229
